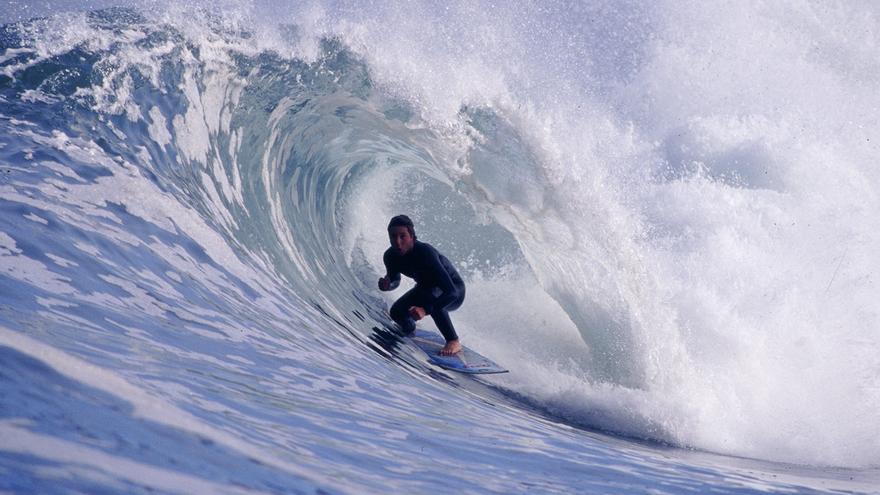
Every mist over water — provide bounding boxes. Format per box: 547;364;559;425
1;1;879;492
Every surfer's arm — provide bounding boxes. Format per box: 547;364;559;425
379;251;401;291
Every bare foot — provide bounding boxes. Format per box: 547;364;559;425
439;340;462;356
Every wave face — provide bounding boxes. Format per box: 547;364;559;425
1;2;879;493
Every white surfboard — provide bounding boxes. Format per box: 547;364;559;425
409;329;508;374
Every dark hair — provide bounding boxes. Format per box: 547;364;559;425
387;214;416;239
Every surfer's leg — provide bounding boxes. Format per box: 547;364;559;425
389;288;420;335
430;309;458;342
431;283;466;343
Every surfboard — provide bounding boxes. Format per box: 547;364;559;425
409;329;508;374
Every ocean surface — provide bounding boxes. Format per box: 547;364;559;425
1;2;879;493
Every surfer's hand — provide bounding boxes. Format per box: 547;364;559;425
408;306;426;321
378;277;390;291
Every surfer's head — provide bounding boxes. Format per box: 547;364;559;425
388;215;416;254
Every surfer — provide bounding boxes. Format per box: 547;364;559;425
378;215;466;356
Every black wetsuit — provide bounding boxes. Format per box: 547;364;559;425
381;240;466;342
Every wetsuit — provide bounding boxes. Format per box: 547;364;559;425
381;240;466;342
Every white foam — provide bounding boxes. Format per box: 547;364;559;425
0;232;78;295
147;106;172;147
0;231;22;255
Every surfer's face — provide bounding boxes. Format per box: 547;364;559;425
389;226;415;254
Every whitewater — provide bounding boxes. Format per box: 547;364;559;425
1;1;879;493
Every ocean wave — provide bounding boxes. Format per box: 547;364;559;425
1;4;878;490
